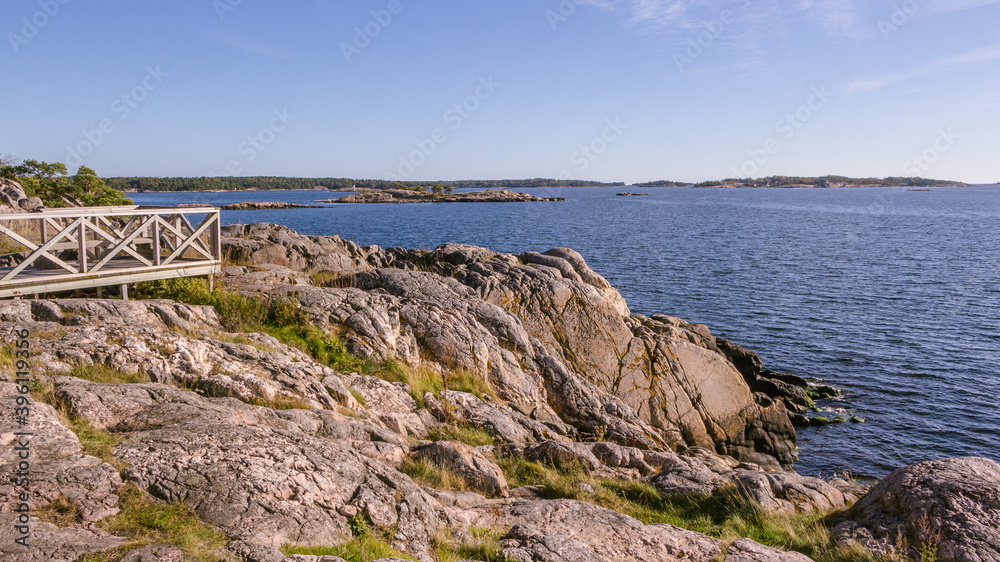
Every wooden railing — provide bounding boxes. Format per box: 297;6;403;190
0;206;222;298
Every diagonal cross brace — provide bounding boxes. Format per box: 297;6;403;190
161;214;217;265
88;215;157;272
0;218;84;280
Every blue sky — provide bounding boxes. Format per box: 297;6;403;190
2;0;999;183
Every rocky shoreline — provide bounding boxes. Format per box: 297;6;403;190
1;223;997;561
219;202;323;210
320;189;565;204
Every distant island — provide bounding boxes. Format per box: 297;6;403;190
633;180;693;187
103;175;968;193
689;176;968;188
319;189;564;204
104;176;624;193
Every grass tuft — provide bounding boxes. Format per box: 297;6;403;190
282;514;416;562
400;457;470;493
79;486;228;562
433;526;511;562
382;360;496;406
64;363;151;385
427;424;496;447
34;496;82;527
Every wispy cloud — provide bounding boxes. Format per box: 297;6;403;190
204;31;295;60
847;43;1000;93
923;0;1000;16
583;0;866;38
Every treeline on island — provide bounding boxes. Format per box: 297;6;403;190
102;176;626;192
690;175;969;188
633;180;693;187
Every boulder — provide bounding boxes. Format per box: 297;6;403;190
843;457;1000;562
220;228;800;468
0;177;29;212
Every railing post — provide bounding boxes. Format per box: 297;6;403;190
174;215;182;252
78;220;88;274
40;219;47;243
152;215;161;266
212;211;222;261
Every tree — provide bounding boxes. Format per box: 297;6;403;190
69;166;132;206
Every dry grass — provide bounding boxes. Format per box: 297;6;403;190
427;424;496;447
381;361;496;406
34;496;82;527
400;457;470;493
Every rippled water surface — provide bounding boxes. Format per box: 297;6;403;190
132;186;1000;477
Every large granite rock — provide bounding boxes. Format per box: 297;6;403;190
221;224;798;468
841;457;1000;562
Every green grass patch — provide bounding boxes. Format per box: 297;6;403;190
79;486;228;562
427;424;496;447
282;515;416;562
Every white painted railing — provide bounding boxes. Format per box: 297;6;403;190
0;206;222;298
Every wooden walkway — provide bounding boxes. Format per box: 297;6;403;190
0;206;222;299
